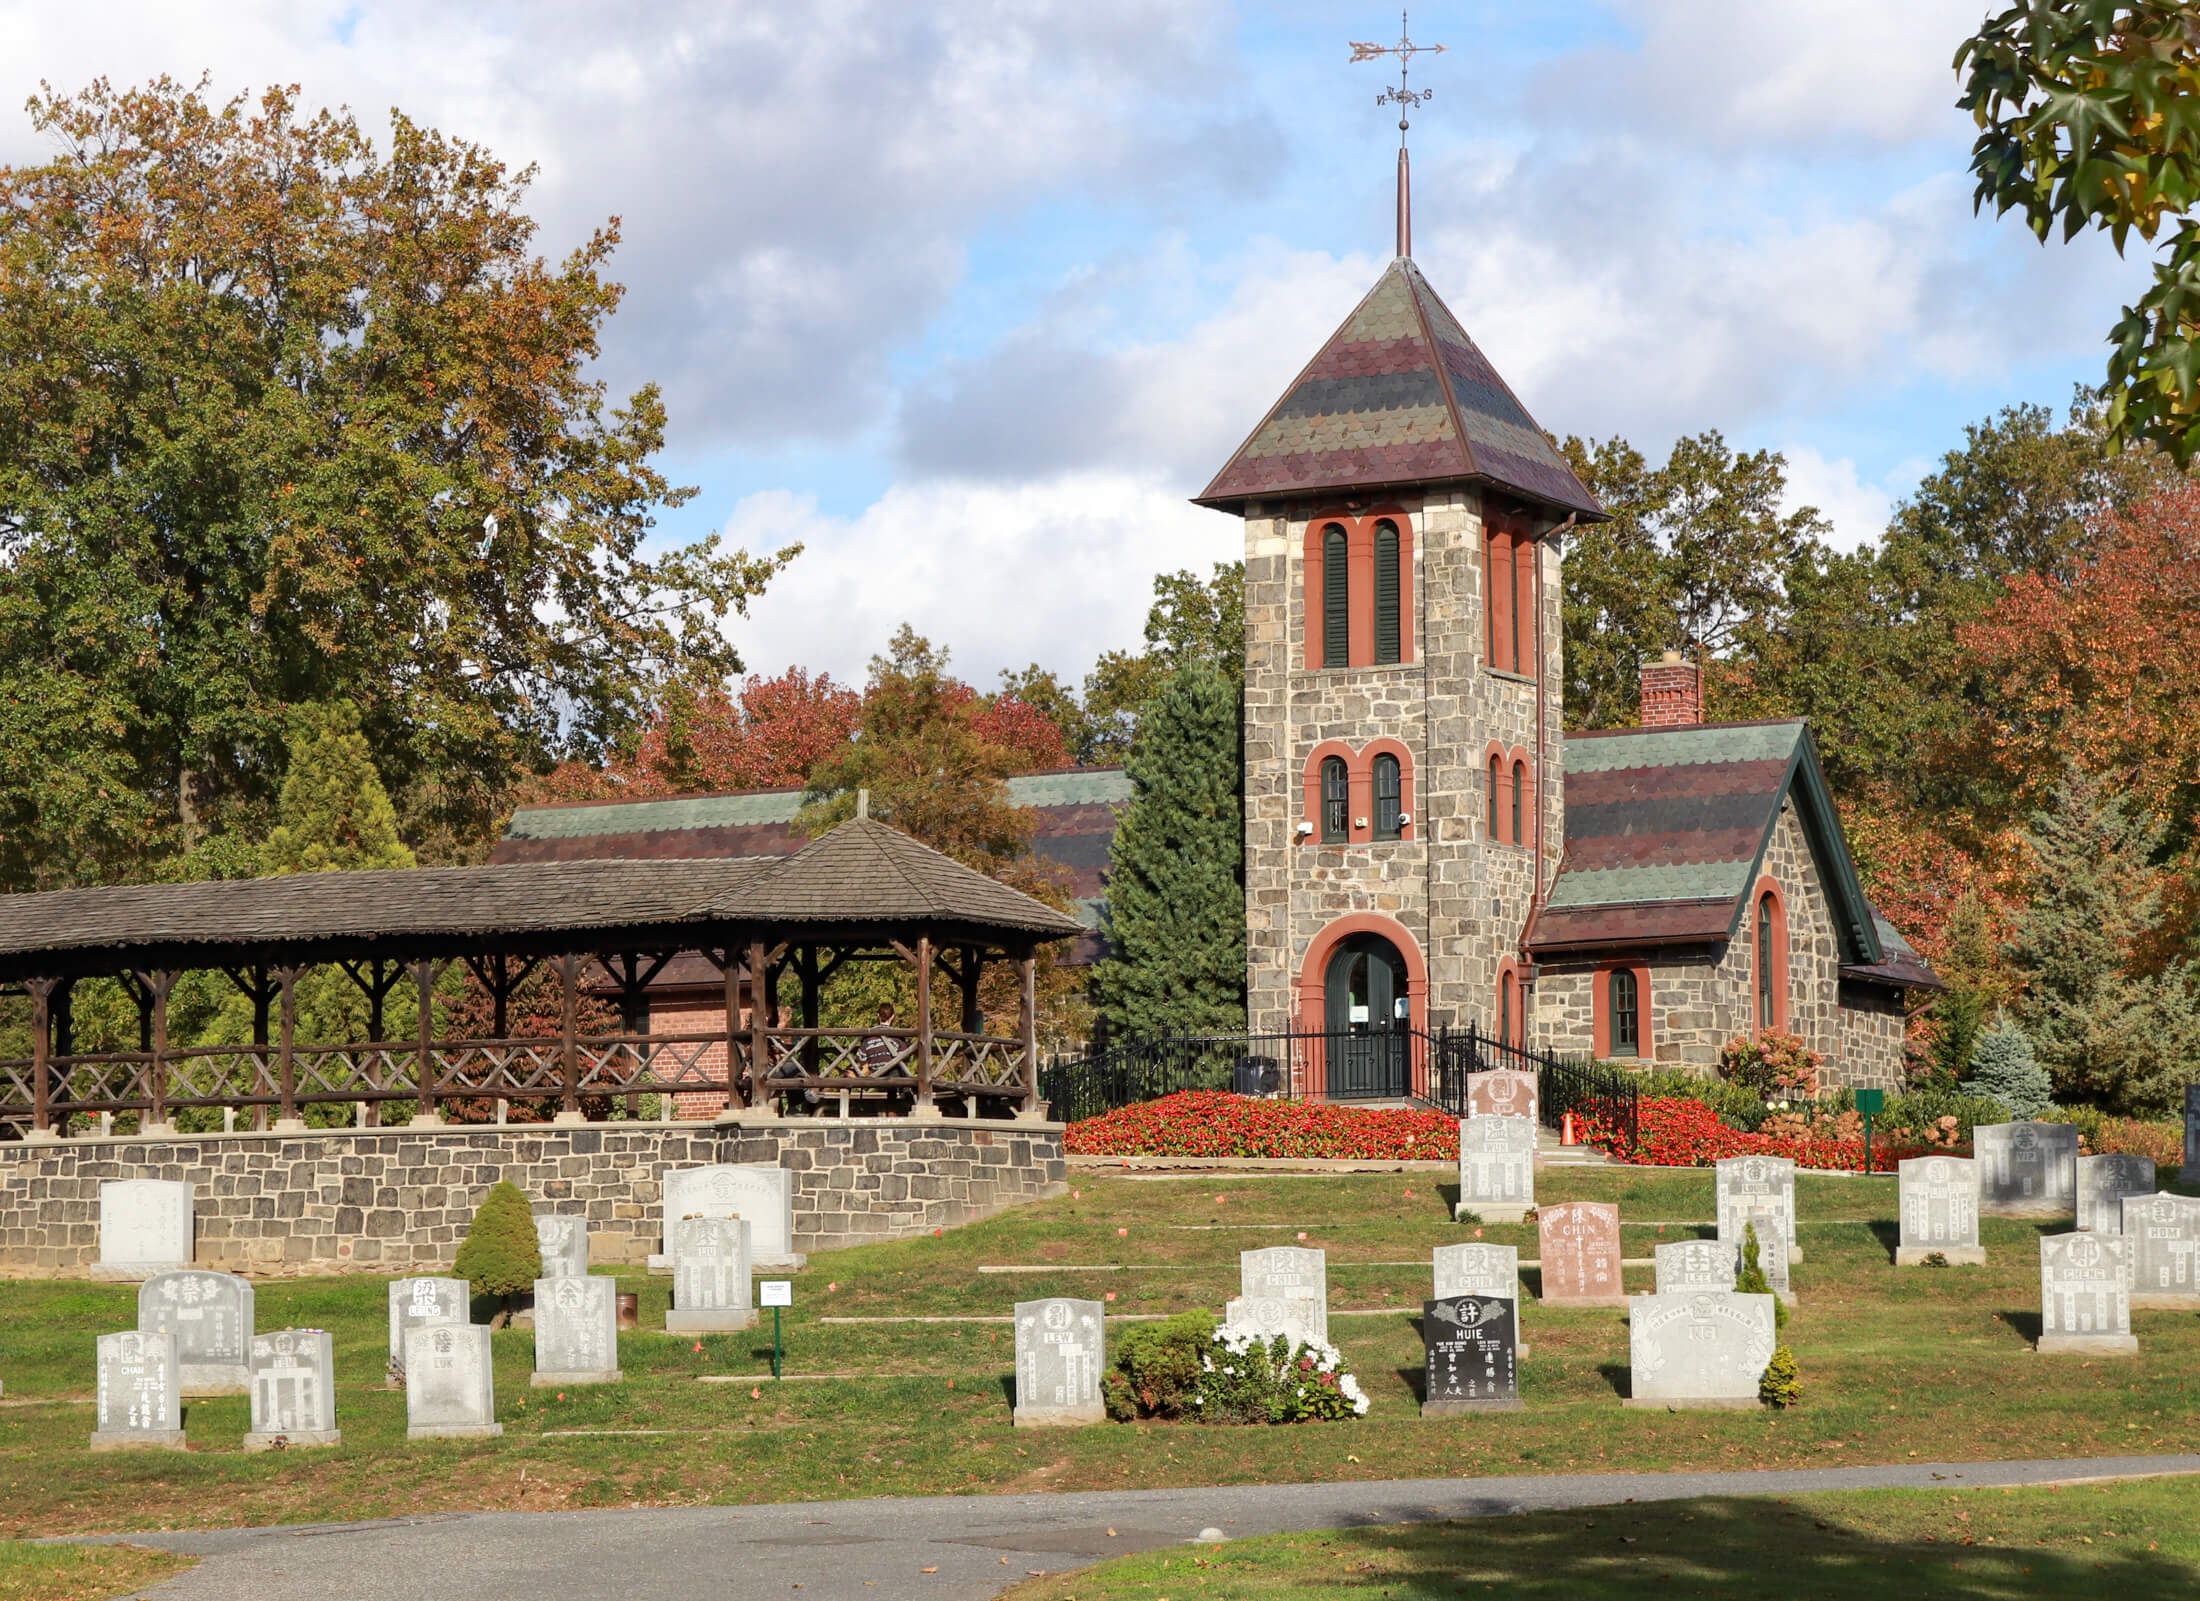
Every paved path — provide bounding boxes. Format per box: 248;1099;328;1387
96;1454;2200;1601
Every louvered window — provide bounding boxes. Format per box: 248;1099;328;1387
1321;757;1349;843
1512;759;1527;848
1373;754;1402;840
1488;755;1503;843
1486;528;1513;671
1374;520;1400;664
1321;524;1349;669
1609;969;1640;1057
1756;893;1778;1030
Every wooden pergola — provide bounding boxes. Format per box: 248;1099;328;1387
0;817;1082;1140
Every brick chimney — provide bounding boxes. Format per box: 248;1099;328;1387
1640;649;1702;728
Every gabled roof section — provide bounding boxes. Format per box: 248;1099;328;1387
1195;258;1601;518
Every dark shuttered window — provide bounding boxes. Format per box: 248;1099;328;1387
1321;524;1349;669
1373;754;1402;840
1609;969;1640;1057
1321;757;1349;843
1488;754;1503;843
1512;759;1527;848
1374;520;1401;664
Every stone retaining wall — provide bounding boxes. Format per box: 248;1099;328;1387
0;1117;1066;1278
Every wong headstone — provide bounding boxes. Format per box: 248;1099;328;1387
91;1329;185;1450
1654;1239;1737;1293
386;1277;469;1384
667;1216;756;1333
95;1179;193;1280
1975;1122;2078;1216
1239;1247;1327;1341
1466;1068;1538;1126
1456;1115;1535;1222
533;1274;622;1385
655;1164;803;1271
243;1328;339;1450
2038;1233;2137;1355
404;1323;500;1439
1626;1291;1776;1409
1537;1201;1626;1307
1896;1155;1984;1266
1012;1297;1105;1427
2076;1154;2155;1235
138;1270;252;1395
2123;1192;2200;1308
534;1214;590;1278
1716;1155;1797;1265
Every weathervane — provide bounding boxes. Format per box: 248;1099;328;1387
1350;12;1445;259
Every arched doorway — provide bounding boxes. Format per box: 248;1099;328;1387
1324;932;1411;1098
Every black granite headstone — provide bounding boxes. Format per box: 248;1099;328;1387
1421;1294;1520;1415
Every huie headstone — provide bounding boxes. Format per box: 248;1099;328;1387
138;1270;252;1395
1456;1115;1535;1222
91;1329;185;1450
535;1213;590;1278
1975;1121;2078;1216
1896;1155;1985;1265
1422;1294;1520;1414
1222;1296;1323;1350
1012;1297;1105;1427
404;1323;500;1439
1466;1068;1538;1126
1433;1242;1520;1302
1537;1201;1626;1307
2076;1154;2156;1234
95;1179;193;1280
667;1216;756;1333
2038;1233;2138;1355
2124;1192;2200;1307
1239;1247;1327;1341
243;1328;339;1450
1654;1239;1737;1293
653;1164;804;1272
1716;1155;1798;1265
533;1274;622;1385
2185;1083;2199;1175
1626;1291;1777;1409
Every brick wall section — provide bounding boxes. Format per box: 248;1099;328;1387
0;1117;1066;1279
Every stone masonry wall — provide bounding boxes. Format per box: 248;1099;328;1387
0;1117;1066;1278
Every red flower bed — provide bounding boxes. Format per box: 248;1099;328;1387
1065;1091;1460;1160
1581;1096;1937;1173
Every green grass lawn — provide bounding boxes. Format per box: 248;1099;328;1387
0;1165;2195;1538
994;1474;2200;1599
0;1540;192;1601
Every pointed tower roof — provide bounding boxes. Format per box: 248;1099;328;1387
1195;257;1601;519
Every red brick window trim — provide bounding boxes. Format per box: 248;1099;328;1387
1752;876;1790;1033
1484;743;1533;848
1592;960;1653;1060
1484;511;1539;677
1305;510;1414;670
1495;958;1526;1046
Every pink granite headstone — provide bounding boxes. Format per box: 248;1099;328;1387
1538;1200;1626;1307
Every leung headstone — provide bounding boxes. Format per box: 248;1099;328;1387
1239;1247;1327;1341
1421;1294;1520;1414
386;1277;469;1385
2122;1192;2200;1308
1716;1155;1797;1264
404;1323;500;1439
1466;1068;1538;1126
2038;1233;2138;1355
1537;1201;1626;1307
95;1179;193;1280
1654;1239;1736;1293
1975;1121;2078;1216
535;1214;590;1278
532;1274;622;1385
138;1270;252;1395
2076;1154;2155;1234
1012;1297;1105;1427
243;1328;339;1450
91;1329;185;1450
1626;1291;1776;1409
1896;1155;1984;1265
1455;1115;1535;1222
667;1216;756;1333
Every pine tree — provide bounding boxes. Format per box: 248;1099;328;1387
1736;1222;1787;1328
454;1179;543;1325
262;704;417;874
1093;665;1246;1036
1961;1015;2054;1118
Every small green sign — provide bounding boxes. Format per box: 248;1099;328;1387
1853;1089;1886;1117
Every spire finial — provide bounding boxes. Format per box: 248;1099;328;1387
1351;10;1445;258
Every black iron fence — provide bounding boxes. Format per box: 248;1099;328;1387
1429;1022;1640;1150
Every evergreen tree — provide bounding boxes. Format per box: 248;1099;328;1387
1093;665;1246;1036
1735;1221;1788;1328
454;1179;542;1325
1961;1015;2054;1118
262;704;418;874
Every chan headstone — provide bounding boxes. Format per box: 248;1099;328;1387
1012;1297;1105;1427
1897;1155;1985;1266
91;1329;185;1450
1716;1155;1798;1265
2076;1154;2155;1234
386;1277;469;1385
1537;1201;1626;1307
95;1179;193;1280
243;1328;339;1450
1466;1068;1538;1126
1239;1247;1327;1341
404;1323;501;1439
532;1274;622;1385
534;1214;590;1278
1421;1294;1520;1415
1654;1239;1737;1293
1455;1115;1535;1222
1975;1121;2078;1216
2038;1233;2138;1355
2123;1192;2200;1308
654;1164;804;1272
138;1270;252;1395
1626;1291;1776;1409
667;1216;756;1333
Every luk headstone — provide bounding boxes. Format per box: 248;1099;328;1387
1537;1201;1626;1307
1896;1155;1984;1265
1012;1297;1105;1427
1456;1115;1535;1222
667;1216;756;1333
1421;1294;1520;1415
1239;1247;1327;1341
243;1328;339;1450
404;1323;501;1439
654;1164;804;1272
1626;1291;1776;1409
2038;1233;2138;1355
138;1270;252;1395
1433;1242;1520;1302
1654;1239;1737;1293
91;1329;185;1450
95;1179;193;1280
535;1213;590;1278
1222;1295;1323;1349
2076;1154;2156;1234
2123;1192;2200;1308
532;1274;622;1385
386;1277;469;1384
1466;1068;1538;1126
1716;1155;1798;1265
1975;1121;2078;1216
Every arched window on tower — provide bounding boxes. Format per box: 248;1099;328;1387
1487;753;1504;844
1372;753;1402;841
1321;756;1349;844
1498;968;1516;1046
1754;887;1787;1031
1608;969;1640;1058
1373;520;1401;665
1321;523;1349;670
1511;758;1527;849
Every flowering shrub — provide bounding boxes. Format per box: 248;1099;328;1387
1065;1091;1459;1160
1581;1096;1937;1172
1717;1031;1822;1102
1195;1326;1369;1424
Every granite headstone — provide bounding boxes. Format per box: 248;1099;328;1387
2038;1232;2138;1355
532;1274;622;1385
534;1213;590;1278
403;1323;501;1438
138;1270;253;1395
1975;1121;2078;1216
1421;1294;1520;1414
1239;1247;1328;1341
1537;1201;1626;1307
96;1179;193;1280
1626;1291;1777;1409
1716;1154;1798;1264
1455;1114;1536;1222
1654;1239;1737;1293
655;1164;804;1271
2076;1154;2156;1235
667;1216;757;1332
386;1277;469;1384
243;1328;339;1450
1896;1155;1984;1265
91;1329;185;1450
1012;1297;1105;1427
2122;1192;2200;1308
1433;1242;1520;1302
1466;1068;1538;1126
1222;1295;1323;1349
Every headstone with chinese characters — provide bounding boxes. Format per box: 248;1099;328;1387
2076;1154;2156;1234
1012;1297;1105;1427
534;1213;590;1278
137;1270;252;1395
1221;1295;1323;1349
2039;1232;2137;1354
532;1274;622;1385
1421;1294;1520;1414
667;1216;756;1333
2186;1083;2200;1175
1537;1201;1626;1307
1896;1155;1984;1265
95;1179;193;1280
404;1323;501;1439
243;1328;339;1450
652;1164;804;1272
1626;1291;1777;1409
2123;1192;2200;1308
1434;1242;1520;1302
386;1277;469;1385
1455;1115;1535;1222
1466;1068;1538;1126
91;1329;185;1450
1654;1239;1737;1293
1974;1121;2078;1216
1716;1155;1798;1265
1238;1247;1327;1342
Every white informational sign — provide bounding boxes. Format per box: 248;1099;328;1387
759;1280;792;1308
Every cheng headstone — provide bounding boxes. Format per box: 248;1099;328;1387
91;1329;185;1450
1626;1291;1777;1409
1239;1247;1327;1341
244;1328;339;1450
96;1179;193;1280
386;1277;469;1384
1537;1201;1626;1307
1975;1121;2078;1216
667;1216;756;1333
1716;1155;1798;1265
1456;1115;1535;1222
1466;1068;1538;1126
1012;1297;1105;1427
2076;1154;2156;1235
535;1214;590;1278
1897;1155;1984;1266
138;1270;252;1395
404;1323;500;1439
532;1274;622;1385
656;1164;803;1271
2123;1192;2200;1308
1421;1294;1520;1414
2038;1233;2138;1355
1654;1239;1737;1293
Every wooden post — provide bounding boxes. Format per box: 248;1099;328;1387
913;935;935;1116
748;937;770;1100
555;952;583;1124
719;948;746;1114
411;957;441;1125
1017;953;1040;1120
959;949;982;1034
26;977;56;1142
275;966;302;1130
145;971;175;1134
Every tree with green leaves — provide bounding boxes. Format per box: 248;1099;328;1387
262;705;417;874
1093;665;1246;1036
1962;1014;2055;1117
454;1179;543;1325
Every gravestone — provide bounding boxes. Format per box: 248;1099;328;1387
95;1179;193;1280
1012;1297;1105;1427
386;1277;469;1385
2038;1233;2138;1355
1627;1292;1776;1409
653;1164;804;1272
1455;1115;1535;1222
243;1328;339;1451
91;1329;185;1450
535;1213;590;1279
1433;1242;1520;1302
1975;1121;2078;1216
2076;1154;2156;1234
1716;1155;1798;1265
532;1274;622;1385
667;1216;756;1333
1466;1068;1538;1126
1896;1155;1984;1265
1222;1296;1323;1349
1239;1247;1328;1341
1537;1201;1626;1307
2122;1192;2200;1308
1654;1239;1737;1293
138;1270;252;1395
404;1323;501;1439
1421;1294;1520;1414
2186;1084;2199;1175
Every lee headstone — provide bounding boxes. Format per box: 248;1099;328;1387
1975;1121;2078;1216
1433;1242;1520;1302
667;1216;757;1333
535;1213;590;1278
2038;1233;2138;1355
243;1328;339;1450
2122;1192;2200;1308
95;1179;193;1280
91;1329;185;1450
1421;1294;1520;1415
1537;1201;1626;1307
1239;1247;1327;1341
1455;1115;1535;1222
138;1270;252;1395
1654;1239;1737;1293
654;1164;804;1271
1012;1297;1105;1427
532;1274;622;1385
1626;1291;1776;1409
404;1323;501;1439
1896;1155;1984;1265
1716;1155;1798;1265
2076;1154;2156;1234
1466;1068;1538;1126
1222;1295;1323;1349
386;1277;469;1384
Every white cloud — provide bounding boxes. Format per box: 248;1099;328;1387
1777;446;1923;553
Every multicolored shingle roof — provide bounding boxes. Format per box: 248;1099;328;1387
1196;258;1601;517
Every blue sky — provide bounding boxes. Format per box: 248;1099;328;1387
0;0;2155;689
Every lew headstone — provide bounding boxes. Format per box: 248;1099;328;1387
1896;1155;1984;1265
95;1179;193;1281
404;1323;500;1439
1456;1115;1535;1222
1222;1295;1323;1349
1626;1291;1777;1409
386;1277;469;1386
1421;1294;1520;1414
2039;1233;2138;1355
1012;1297;1105;1427
2076;1154;2156;1234
243;1328;339;1451
1239;1247;1327;1341
91;1329;185;1451
1716;1155;1798;1265
1537;1201;1626;1307
138;1270;252;1395
534;1214;590;1279
1654;1239;1737;1294
532;1275;622;1385
653;1165;805;1272
1975;1122;2078;1216
1466;1068;1538;1126
2123;1192;2200;1309
667;1216;756;1333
